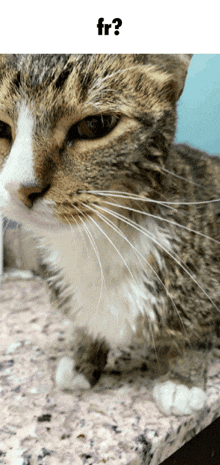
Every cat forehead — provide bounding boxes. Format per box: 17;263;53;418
0;55;140;126
2;54;135;87
1;54;191;91
0;54;192;124
0;55;139;117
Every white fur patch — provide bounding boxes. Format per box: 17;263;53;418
153;381;207;416
40;215;171;346
0;102;61;229
0;102;41;224
55;356;91;390
1;102;35;186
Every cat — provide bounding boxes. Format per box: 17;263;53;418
1;54;220;416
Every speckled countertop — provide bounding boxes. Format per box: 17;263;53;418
1;271;220;465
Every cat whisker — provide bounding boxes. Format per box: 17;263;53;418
80;190;176;210
64;212;95;258
101;199;220;246
87;202;149;271
72;206;106;311
151;198;220;206
160;167;205;188
89;201;189;341
67;212;91;254
80;216;106;314
94;203;220;314
86;202;190;344
83;189;220;207
149;323;160;368
83;208;137;286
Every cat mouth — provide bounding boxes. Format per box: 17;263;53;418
4;209;63;233
1;195;65;233
2;193;97;234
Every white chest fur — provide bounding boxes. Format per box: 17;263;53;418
40;216;170;347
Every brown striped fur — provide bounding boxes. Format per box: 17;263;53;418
0;54;220;415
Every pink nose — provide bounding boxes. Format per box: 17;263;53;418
5;181;49;208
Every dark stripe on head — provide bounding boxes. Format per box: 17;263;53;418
54;62;74;89
12;71;21;89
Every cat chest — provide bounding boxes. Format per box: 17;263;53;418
43;218;170;345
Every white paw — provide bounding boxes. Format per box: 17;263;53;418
55;356;91;391
153;381;207;416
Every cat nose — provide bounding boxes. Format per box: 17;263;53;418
5;181;50;208
18;184;49;208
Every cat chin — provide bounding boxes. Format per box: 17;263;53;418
1;212;64;236
0;193;66;235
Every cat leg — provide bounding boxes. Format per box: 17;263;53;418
153;348;208;416
56;329;109;391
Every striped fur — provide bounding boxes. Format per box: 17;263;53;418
1;54;219;415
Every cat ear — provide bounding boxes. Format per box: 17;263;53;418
177;54;193;65
0;54;6;64
136;54;193;102
160;54;193;101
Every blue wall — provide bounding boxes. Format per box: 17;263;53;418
175;54;220;156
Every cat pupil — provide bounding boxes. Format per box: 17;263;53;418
67;114;118;144
0;121;12;140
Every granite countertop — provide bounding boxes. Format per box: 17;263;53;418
1;271;220;465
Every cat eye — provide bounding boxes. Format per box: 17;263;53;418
0;120;12;140
66;114;119;144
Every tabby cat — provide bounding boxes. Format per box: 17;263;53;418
1;54;220;416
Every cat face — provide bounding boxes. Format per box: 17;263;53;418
0;54;192;233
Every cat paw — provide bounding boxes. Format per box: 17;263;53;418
153;381;206;416
55;356;91;391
